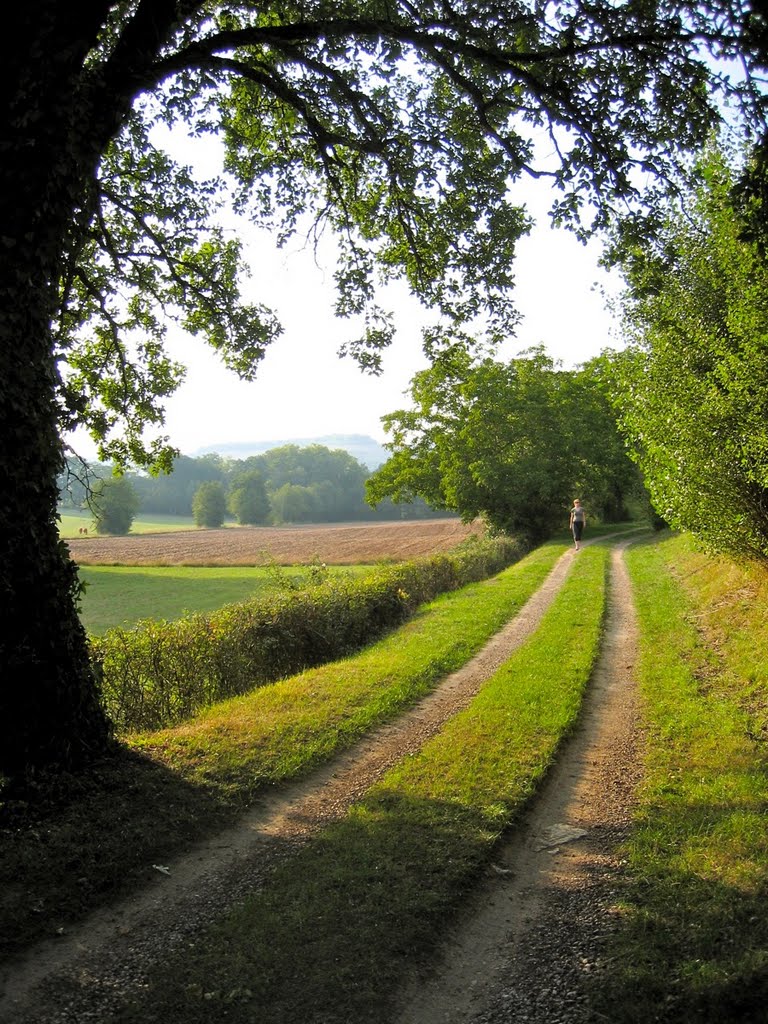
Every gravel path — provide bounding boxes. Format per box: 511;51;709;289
0;538;642;1024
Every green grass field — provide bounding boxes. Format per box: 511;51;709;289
59;510;206;537
78;564;370;634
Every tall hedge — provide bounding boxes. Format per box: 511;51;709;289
90;535;525;733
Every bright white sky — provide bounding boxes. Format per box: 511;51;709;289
71;129;625;462
162;189;622;456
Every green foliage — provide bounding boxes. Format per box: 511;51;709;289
134;454;228;516
121;445;423;523
227;469;270;525
35;3;763;473
610;146;768;561
268;482;314;523
191;481;227;528
367;347;639;540
91;535;525;732
89;475;139;535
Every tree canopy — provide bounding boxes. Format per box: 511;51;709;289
610;145;768;562
90;476;140;536
2;1;767;779
367;347;640;540
21;0;766;471
192;479;228;527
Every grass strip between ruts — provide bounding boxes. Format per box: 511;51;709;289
589;533;768;1023
117;543;609;1024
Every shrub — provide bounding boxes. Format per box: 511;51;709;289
91;534;525;732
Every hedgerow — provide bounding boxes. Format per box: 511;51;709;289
90;534;525;733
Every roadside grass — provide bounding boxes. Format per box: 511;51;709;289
590;532;768;1022
0;539;566;958
78;564;370;634
117;544;610;1024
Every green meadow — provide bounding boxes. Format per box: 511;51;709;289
59;511;202;537
78;563;369;634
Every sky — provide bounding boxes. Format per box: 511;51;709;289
170;208;621;455
70;132;625;462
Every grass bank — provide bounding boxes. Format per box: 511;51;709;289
0;540;567;959
591;532;768;1022
116;543;610;1024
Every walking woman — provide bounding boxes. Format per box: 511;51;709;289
569;498;586;550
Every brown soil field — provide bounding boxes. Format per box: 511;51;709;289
65;518;484;566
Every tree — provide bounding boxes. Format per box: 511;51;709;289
367;347;638;541
2;3;764;779
270;483;316;524
228;469;271;525
610;146;768;562
90;476;140;535
192;481;228;528
133;453;227;516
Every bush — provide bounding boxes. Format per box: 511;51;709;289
91;534;525;732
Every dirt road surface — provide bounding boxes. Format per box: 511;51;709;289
0;537;642;1024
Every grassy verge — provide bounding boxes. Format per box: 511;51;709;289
116;544;610;1024
0;540;567;959
78;564;370;634
590;532;768;1022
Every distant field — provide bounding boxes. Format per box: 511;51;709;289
66;518;482;566
59;511;202;537
69;519;481;633
78;564;369;635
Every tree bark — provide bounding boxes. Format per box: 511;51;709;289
0;245;114;779
0;6;122;779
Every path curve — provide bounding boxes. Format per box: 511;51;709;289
1;545;582;1024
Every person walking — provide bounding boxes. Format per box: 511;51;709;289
569;498;586;550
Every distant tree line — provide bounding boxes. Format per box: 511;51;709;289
59;444;446;533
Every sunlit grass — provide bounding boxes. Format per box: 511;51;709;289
1;540;566;958
133;540;570;800
59;511;203;537
590;532;768;1022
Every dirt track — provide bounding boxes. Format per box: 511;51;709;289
65;518;483;565
1;535;642;1024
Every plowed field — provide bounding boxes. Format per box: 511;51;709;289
66;518;483;566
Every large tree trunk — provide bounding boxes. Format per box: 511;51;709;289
0;2;197;782
0;255;113;780
0;5;122;781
